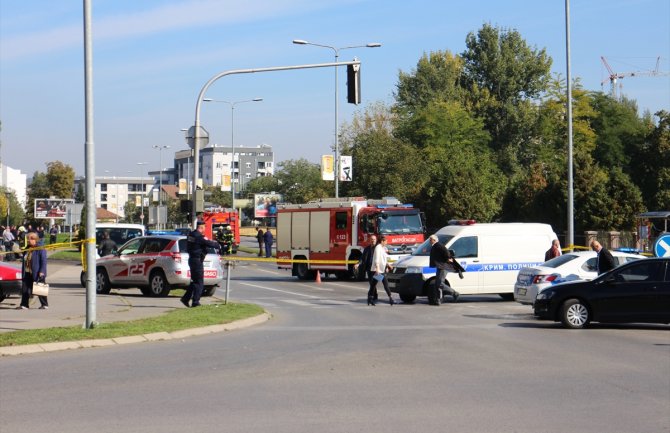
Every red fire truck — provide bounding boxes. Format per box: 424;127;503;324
200;209;240;253
276;197;425;279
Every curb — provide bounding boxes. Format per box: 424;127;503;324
0;312;271;357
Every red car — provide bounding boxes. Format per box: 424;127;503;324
0;261;23;303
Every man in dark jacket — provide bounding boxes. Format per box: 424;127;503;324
428;234;465;305
263;228;273;258
590;240;616;274
181;221;220;308
256;227;264;257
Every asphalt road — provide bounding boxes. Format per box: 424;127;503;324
1;258;668;433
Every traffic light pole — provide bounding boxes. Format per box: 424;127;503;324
188;60;362;228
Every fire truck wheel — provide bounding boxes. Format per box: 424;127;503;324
295;262;315;280
335;271;350;280
399;293;416;304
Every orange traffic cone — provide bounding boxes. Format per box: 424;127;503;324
315;270;321;284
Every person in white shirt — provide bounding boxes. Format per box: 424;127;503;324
369;236;395;306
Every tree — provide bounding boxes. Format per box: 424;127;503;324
273;159;332;204
405;101;504;226
395;50;465;113
633;110;670;210
45;161;75;199
461;24;552;175
339;102;426;202
589;93;649;170
205;186;231;208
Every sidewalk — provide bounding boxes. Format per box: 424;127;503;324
0;261;202;333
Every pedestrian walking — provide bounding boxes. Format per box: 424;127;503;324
17;232;48;310
263;228;273;258
428;234;464;305
369;236;395;306
181;221;220;308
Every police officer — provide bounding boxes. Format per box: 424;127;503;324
181;221;220;308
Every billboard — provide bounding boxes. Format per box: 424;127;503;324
254;193;282;218
35;199;75;219
321;155;334;181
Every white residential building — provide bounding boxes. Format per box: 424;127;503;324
0;163;27;209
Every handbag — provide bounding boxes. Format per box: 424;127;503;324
32;281;49;297
373;273;384;282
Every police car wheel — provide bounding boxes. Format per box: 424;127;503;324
95;268;111;294
148;270;171;297
399;293;416;304
203;286;217;297
499;293;514;301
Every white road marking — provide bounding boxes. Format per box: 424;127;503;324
238;282;321;299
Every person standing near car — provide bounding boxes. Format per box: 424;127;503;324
263;228;273;258
545;239;562;261
3;226;15;261
98;231;117;257
428;234;464;305
17;232;48;310
181;221;220;308
355;235;378;302
590;240;616;275
256;227;264;257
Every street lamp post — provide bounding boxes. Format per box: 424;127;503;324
293;39;381;198
204;97;263;212
152;145;170;229
137;162;147;225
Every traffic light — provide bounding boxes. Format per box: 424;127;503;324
347;63;361;105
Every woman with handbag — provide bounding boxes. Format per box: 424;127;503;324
17;232;48;310
369;236;395;306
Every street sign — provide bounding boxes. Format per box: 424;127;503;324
653;233;670;257
185;125;209;150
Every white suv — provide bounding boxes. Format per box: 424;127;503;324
94;235;224;297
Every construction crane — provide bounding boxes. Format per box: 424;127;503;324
600;56;669;100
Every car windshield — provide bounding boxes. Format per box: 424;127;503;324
543;254;580;268
377;211;424;234
412;234;453;256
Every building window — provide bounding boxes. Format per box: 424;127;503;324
246;162;251;168
101;194;108;202
101;184;107;192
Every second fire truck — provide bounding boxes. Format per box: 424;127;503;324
276;197;425;279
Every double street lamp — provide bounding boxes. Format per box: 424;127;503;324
204;97;263;212
292;39;381;198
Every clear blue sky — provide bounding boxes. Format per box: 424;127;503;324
1;0;668;178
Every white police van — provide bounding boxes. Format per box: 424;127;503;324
386;221;557;303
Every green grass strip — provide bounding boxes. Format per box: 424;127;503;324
0;302;264;347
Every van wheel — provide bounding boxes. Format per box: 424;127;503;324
499;293;515;301
96;268;112;294
148;270;171;297
399;294;416;304
560;298;590;329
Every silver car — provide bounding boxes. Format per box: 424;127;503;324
95;235;224;297
514;250;645;305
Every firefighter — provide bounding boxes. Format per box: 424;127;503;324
222;225;234;255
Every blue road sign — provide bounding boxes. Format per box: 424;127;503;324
654;233;670;257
